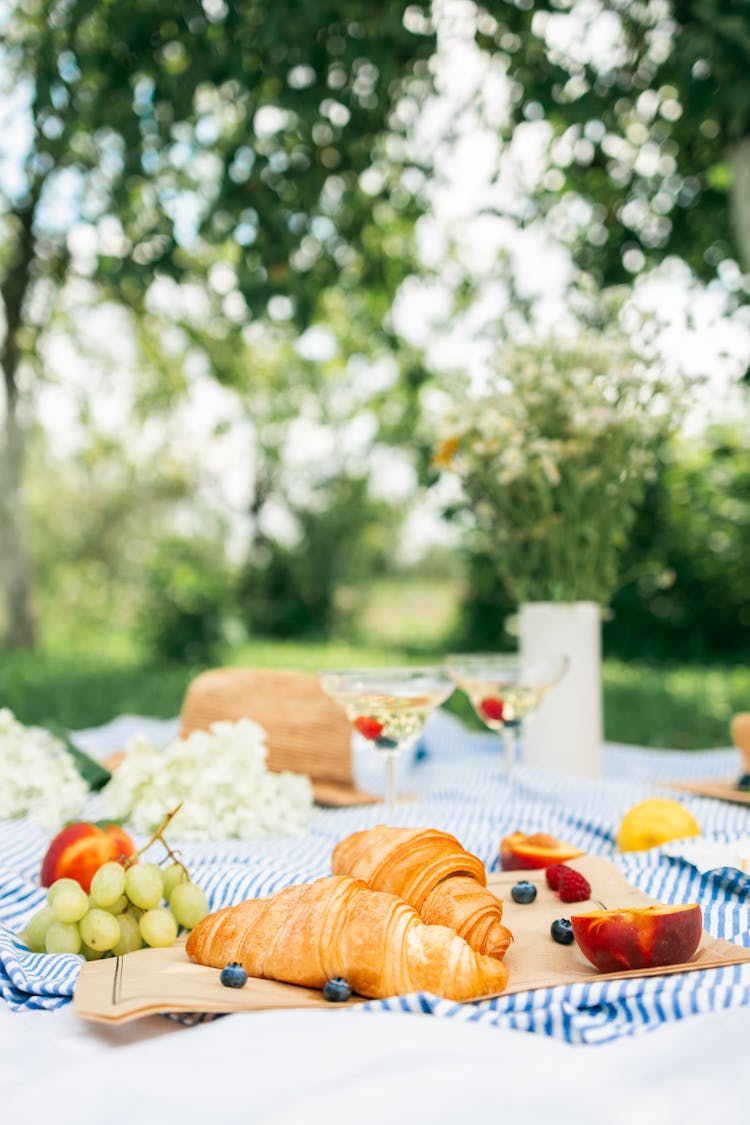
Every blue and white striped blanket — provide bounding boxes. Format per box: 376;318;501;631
2;712;749;1045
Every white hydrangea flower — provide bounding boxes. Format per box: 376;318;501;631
0;708;89;831
102;717;314;839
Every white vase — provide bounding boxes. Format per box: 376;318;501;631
519;601;603;777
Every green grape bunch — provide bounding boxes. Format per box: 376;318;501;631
19;806;210;960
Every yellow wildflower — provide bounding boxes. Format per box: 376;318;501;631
433;436;460;469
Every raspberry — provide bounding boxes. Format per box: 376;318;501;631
557;868;591;903
479;696;504;722
545;863;566;890
353;715;384;741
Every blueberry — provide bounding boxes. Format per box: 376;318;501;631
220;961;248;988
738;773;750;792
511;880;537;904
550;918;574;945
322;976;352;1002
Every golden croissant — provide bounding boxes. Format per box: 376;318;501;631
331;825;512;959
185;874;509;1001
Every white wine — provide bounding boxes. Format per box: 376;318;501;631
452;677;543;728
334;688;449;751
447;654;568;731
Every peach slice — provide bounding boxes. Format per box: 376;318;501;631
571;903;703;973
40;821;137;892
499;831;585;871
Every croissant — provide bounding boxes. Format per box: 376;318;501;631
331;826;512;959
185;874;509;1001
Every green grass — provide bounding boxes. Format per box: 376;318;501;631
0;649;193;731
0;637;416;732
601;660;749;749
352;577;464;652
1;636;747;750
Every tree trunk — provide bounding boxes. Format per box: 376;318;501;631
729;136;750;275
0;200;37;649
0;413;35;648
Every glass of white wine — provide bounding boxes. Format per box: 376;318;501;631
446;653;568;794
319;666;454;821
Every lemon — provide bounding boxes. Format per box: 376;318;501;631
616;797;701;852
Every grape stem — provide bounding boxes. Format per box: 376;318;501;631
125;804;189;878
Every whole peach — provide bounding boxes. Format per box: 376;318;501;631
40;822;137;892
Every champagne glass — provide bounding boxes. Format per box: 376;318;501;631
319;666;454;821
446;653;568;793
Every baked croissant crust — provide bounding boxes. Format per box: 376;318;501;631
185;874;509;1001
331;826;512;959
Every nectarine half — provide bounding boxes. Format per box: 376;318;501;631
571;903;703;973
500;831;585;871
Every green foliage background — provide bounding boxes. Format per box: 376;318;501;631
607;422;750;662
1;1;749;753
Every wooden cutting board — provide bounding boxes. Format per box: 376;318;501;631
73;854;750;1024
663;778;750;807
485;854;750;995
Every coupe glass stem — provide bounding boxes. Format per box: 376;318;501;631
500;720;522;795
383;750;399;821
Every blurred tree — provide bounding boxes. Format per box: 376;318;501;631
131;293;424;642
238;472;398;638
24;425;227;646
474;0;750;291
137;534;235;663
0;0;435;647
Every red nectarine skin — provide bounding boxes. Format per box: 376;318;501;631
500;831;586;871
571;904;703;973
40;822;136;892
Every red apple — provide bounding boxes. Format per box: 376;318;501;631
571;903;703;973
40;821;137;892
500;831;585;871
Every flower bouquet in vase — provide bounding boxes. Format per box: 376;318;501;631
433;334;686;777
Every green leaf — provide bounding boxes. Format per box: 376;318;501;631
47;723;113;792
